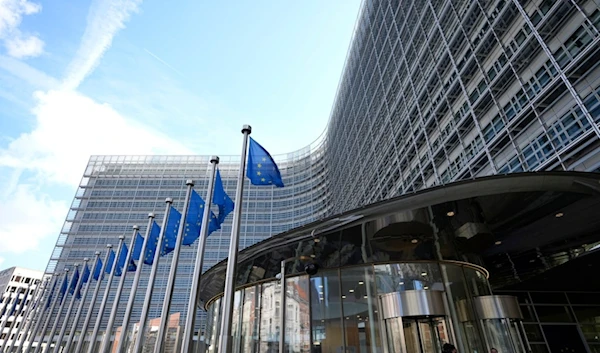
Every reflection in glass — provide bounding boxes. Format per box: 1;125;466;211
259;282;280;352
205;297;220;353
464;268;491;297
375;263;443;294
341;266;382;352
232;290;243;352
204;262;499;353
285;275;310;353
481;319;527;353
386;317;405;353
240;286;260;353
310;270;343;353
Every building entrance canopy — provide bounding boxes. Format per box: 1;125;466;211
200;172;600;306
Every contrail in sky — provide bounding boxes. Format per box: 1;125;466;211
144;48;186;78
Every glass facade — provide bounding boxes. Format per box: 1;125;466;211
204;261;494;353
198;173;600;353
326;0;600;213
35;0;600;351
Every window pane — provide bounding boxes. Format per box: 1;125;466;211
529;292;567;304
535;305;574;322
285;275;310;353
341;266;383;353
311;270;343;353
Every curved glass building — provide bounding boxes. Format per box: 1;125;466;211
199;172;600;353
31;0;600;352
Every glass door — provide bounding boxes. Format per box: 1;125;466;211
384;317;449;353
481;318;527;353
385;317;406;353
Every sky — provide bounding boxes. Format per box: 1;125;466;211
0;0;362;272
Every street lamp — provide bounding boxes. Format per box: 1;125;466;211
279;255;318;353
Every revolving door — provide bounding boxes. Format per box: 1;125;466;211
380;290;451;353
458;295;530;353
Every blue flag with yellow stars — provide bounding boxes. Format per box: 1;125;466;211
182;190;221;246
132;232;144;261
78;264;91;299
59;275;68;303
105;249;116;275
162;206;181;255
213;169;234;225
182;190;203;246
143;221;161;265
93;257;103;281
46;279;57;308
246;137;284;187
115;243;136;276
68;267;80;296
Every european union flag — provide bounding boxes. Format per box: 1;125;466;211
143;221;161;265
68;268;80;296
93;257;103;281
182;190;203;246
46;279;57;308
162;206;181;255
247;137;284;187
105;250;116;275
182;191;221;246
115;244;135;276
213;169;234;225
132;232;144;261
59;275;68;304
78;264;91;299
81;264;91;284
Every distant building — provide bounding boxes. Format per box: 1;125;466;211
0;266;44;351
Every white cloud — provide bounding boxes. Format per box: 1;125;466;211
0;54;58;89
0;89;191;259
5;33;43;58
0;0;44;59
1;89;192;186
63;0;142;89
0;183;66;254
0;0;200;266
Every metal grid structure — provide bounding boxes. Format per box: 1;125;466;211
41;137;328;337
326;0;600;213
38;0;600;345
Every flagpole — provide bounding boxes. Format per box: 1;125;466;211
64;251;100;353
87;237;125;353
0;286;25;351
133;199;173;353
53;259;87;353
0;288;21;352
12;278;44;353
99;226;139;353
154;180;194;353
181;158;218;353
115;214;155;353
24;276;56;353
42;267;74;353
75;246;112;353
219;125;251;353
34;270;68;353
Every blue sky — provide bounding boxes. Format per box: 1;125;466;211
0;0;361;271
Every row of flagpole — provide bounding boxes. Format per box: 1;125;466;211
0;124;283;353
